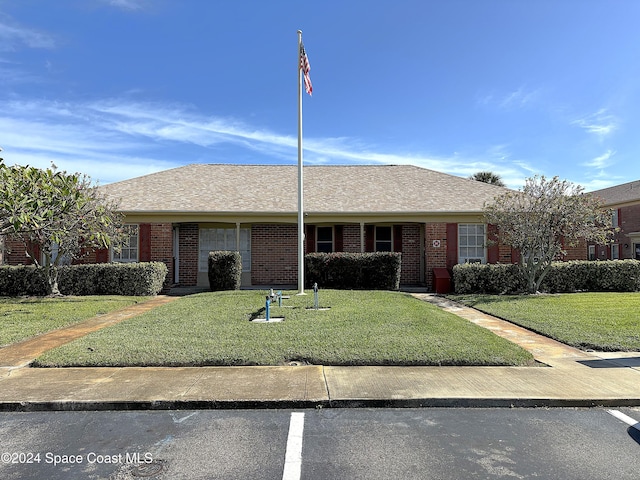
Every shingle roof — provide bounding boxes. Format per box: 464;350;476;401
99;164;508;214
589;180;640;207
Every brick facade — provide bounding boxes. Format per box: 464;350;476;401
251;224;298;285
178;223;198;286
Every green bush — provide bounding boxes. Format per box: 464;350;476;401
305;252;402;290
0;266;49;296
0;262;168;296
453;260;640;294
208;251;242;291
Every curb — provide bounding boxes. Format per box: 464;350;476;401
2;397;640;412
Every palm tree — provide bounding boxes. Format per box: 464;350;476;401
469;171;506;187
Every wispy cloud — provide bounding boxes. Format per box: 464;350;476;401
477;85;540;110
583;149;616;169
572;109;618;138
102;0;147;11
0;15;56;51
0;97;534;188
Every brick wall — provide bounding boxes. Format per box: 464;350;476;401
149;223;174;285
178;223;198;286
3;238;32;265
425;223;447;290
251;224;298;285
400;224;422;284
342;224;362;252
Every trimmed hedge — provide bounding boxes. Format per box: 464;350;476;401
305;252;402;290
0;262;168;296
208;251;242;291
453;260;640;294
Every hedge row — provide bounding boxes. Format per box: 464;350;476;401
305;252;402;290
453;260;640;294
208;251;242;291
0;262;168;296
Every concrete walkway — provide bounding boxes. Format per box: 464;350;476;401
0;293;639;411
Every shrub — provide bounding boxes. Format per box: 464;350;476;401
453;260;640;294
0;266;49;296
305;252;402;290
208;251;242;291
0;262;168;296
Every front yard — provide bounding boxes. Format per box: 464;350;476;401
0;296;150;347
32;290;534;367
450;292;640;351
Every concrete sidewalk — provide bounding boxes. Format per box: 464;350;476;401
0;293;639;411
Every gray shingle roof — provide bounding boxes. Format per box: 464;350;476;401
589;180;640;206
99;164;508;214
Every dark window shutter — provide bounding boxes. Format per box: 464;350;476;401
335;225;344;252
487;224;499;263
139;223;151;262
365;225;375;252
305;225;316;253
393;225;403;253
446;223;458;269
96;248;109;263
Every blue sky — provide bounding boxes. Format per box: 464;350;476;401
1;0;638;190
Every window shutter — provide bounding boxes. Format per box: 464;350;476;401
365;225;375;252
139;223;151;262
446;223;458;269
335;225;344;252
393;225;403;253
95;248;109;263
487;224;499;263
305;225;316;253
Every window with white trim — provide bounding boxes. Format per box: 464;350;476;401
199;228;251;272
458;224;486;264
588;245;596;261
612;244;620;260
375;226;392;252
113;224;139;262
612;209;619;228
316;226;333;253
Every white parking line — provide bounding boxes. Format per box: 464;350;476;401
607;409;640;429
282;412;305;480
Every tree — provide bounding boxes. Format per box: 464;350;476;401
470;171;506;187
483;175;613;293
0;161;124;296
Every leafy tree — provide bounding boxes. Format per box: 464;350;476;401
470;171;506;187
0;161;124;296
483;175;613;293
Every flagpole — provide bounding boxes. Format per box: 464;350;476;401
297;29;305;295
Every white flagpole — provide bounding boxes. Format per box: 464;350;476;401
297;29;305;295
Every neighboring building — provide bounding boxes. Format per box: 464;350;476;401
1;164;530;290
589;180;640;261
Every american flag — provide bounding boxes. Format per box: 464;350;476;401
300;43;312;96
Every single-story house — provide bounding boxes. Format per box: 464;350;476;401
589;179;640;261
3;164;586;290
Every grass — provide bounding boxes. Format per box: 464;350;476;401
449;293;640;351
0;296;151;347
32;290;534;367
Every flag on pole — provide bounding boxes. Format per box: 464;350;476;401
300;43;312;96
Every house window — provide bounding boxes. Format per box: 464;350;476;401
588;245;596;261
612;209;619;228
113;224;139;263
199;228;251;272
459;224;486;263
375;226;392;252
612;244;620;260
316;226;333;253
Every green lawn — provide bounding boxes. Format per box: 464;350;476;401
33;290;534;367
0;296;151;347
450;293;640;351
